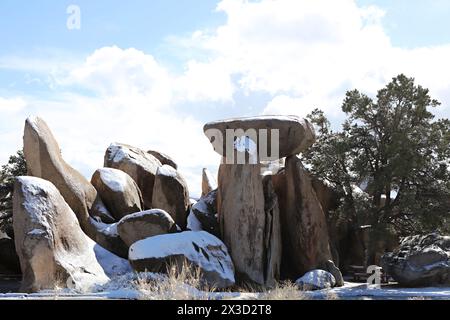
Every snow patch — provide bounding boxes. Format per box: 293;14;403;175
129;231;235;284
98;168;127;193
157;165;177;177
187;209;203;231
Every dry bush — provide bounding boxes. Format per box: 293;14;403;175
135;260;217;300
258;281;308;300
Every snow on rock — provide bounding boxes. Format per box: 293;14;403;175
191;190;220;237
187;209;203;232
296;270;336;291
93;242;132;277
98;168;127;193
117;209;175;247
157;165;178;177
13;176;110;293
104;143;162;209
91;167;143;220
129;231;235;289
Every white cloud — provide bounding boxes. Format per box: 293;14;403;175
176;0;450;121
2;0;450;198
0;96;27;113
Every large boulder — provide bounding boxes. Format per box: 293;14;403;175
191;189;220;238
201;168;217;197
91;168;143;220
13;176;111;293
272;155;334;280
151;165;190;230
295;270;336;291
218;163;281;286
117;209;176;247
147;150;178;170
203;115;315;160
129;231;235;289
104;143;162;209
381;233;450;287
23;116;126;256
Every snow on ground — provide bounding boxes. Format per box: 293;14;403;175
1;277;450;300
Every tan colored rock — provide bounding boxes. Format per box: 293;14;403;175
152;165;190;230
117;209;176;247
13;176;109;293
105;143;162;209
147;150;178;170
204;115;315;160
201;168;217;197
218;162;281;286
23;117;126;256
272;156;333;279
129;231;235;289
91;168;143;220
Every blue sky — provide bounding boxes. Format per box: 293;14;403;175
1;0;450;196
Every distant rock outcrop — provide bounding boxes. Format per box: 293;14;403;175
201;168;217;197
382;233;450;287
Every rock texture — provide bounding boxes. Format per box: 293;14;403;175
23;116;126;256
91;168;143;220
204;115;315;160
104;143;162;209
295;270;336;291
13;176;109;293
218;163;281;286
129;231;235;289
147;150;178;170
382;233;450;287
191;189;219;237
117;209;176;247
272;155;333;280
201;168;217;197
151;165;190;230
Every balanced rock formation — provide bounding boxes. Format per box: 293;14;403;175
295;270;336;291
129;231;235;289
382;233;450;287
217;163;281;286
91;168;143;220
13;176;110;293
204;115;315;160
272;155;334;280
201;168;217;197
191;189;220;238
147;150;178;170
117;209;176;247
104;143;162;209
23;117;126;256
151;165;190;230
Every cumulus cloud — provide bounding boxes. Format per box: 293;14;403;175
2;0;450;197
